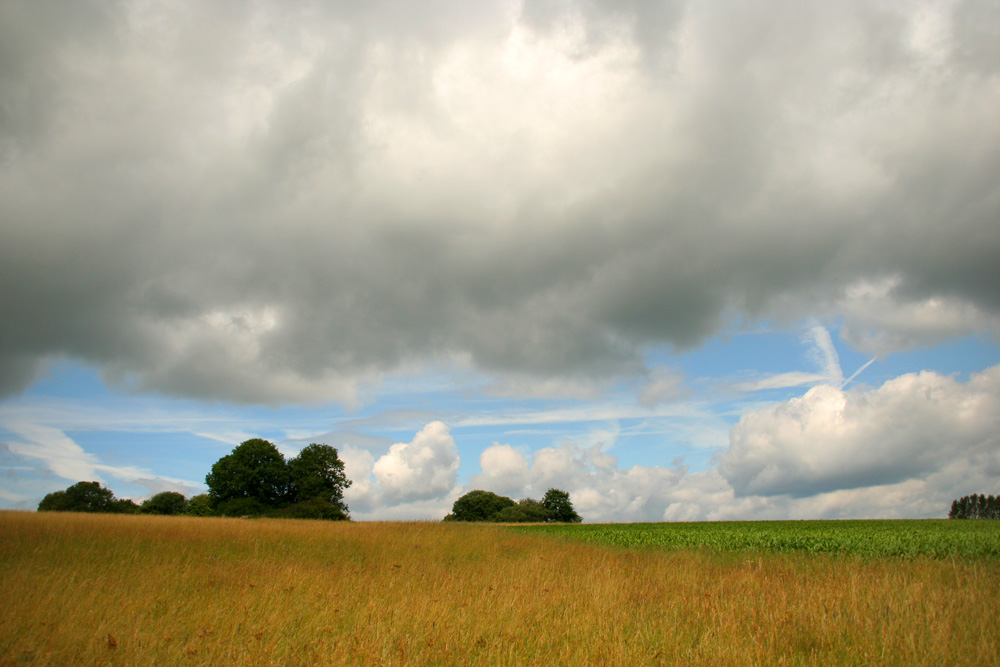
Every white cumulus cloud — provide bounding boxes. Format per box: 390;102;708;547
720;365;1000;498
458;367;1000;522
371;421;460;504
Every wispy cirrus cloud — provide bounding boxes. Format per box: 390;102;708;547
4;422;200;497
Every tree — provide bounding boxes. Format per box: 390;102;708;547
542;488;582;523
447;490;516;522
140;491;188;515
205;438;290;511
38;481;136;513
287;443;351;513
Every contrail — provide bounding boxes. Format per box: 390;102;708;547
840;356;877;388
807;325;843;384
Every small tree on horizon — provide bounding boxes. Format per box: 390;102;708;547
541;488;582;523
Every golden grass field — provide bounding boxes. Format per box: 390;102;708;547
1;511;997;666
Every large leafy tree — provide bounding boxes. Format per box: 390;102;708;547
205;438;290;509
541;488;582;523
205;439;352;519
287;443;351;512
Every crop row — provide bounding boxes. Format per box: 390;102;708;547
513;519;1000;558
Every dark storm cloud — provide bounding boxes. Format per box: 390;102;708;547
1;0;998;403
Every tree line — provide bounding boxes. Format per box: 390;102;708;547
38;439;352;520
443;489;582;523
36;438;587;523
949;494;1000;519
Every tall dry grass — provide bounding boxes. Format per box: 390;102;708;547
1;511;997;666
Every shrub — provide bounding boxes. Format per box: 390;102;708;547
277;497;350;521
215;497;269;517
184;494;216;516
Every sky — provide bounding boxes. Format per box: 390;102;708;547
1;0;998;521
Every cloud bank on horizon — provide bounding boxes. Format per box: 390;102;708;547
1;0;998;520
335;365;999;521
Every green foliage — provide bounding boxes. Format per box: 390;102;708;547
490;498;554;523
215;497;269;517
184;494;215;516
514;520;1000;559
205;438;291;508
491;504;530;523
205;439;352;519
36;439;355;522
447;489;581;523
541;488;582;523
38;481;135;514
114;498;141;514
287;443;351;512
140;491;188;515
278;496;350;521
37;490;71;512
949;494;1000;519
516;498;552;522
449;490;517;521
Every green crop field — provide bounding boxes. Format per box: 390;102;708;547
512;519;1000;558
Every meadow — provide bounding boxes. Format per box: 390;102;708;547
1;512;998;666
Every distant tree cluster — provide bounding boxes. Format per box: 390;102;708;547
37;439;353;521
949;494;1000;519
38;483;219;517
444;489;582;523
38;481;140;514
